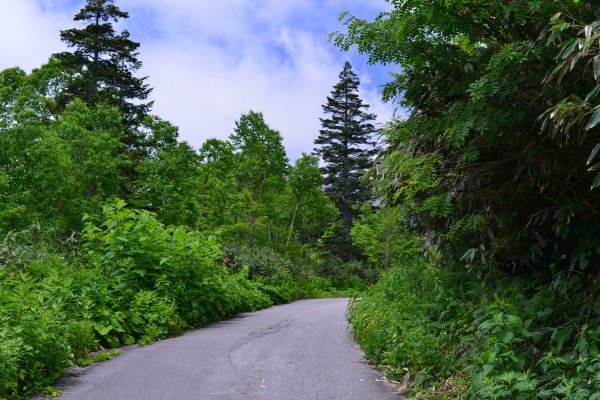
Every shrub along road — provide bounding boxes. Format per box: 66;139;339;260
34;298;398;400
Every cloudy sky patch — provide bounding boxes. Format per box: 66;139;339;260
0;0;397;159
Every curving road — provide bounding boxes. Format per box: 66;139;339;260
35;298;399;400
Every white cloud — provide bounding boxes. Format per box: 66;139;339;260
0;0;71;70
0;0;396;160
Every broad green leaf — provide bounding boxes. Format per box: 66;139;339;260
501;331;515;343
592;173;600;189
586;106;600;130
593;55;600;80
587;143;600;165
95;324;113;336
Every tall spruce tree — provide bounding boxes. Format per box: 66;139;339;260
314;61;377;260
56;0;154;199
56;0;152;134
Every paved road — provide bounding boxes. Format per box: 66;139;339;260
36;298;399;400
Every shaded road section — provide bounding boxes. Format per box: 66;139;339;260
36;298;399;400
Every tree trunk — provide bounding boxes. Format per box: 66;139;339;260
342;208;353;261
286;201;300;252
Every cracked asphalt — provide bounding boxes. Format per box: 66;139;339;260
33;298;399;400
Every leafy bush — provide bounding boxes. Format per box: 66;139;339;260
0;200;334;399
350;259;600;398
0;251;96;397
224;244;310;280
82;199;228;328
470;280;600;399
317;258;378;289
349;261;479;390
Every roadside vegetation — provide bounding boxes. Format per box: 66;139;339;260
336;0;600;398
0;203;345;398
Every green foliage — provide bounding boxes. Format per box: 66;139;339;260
0;200;338;399
286;154;338;254
42;386;62;398
82;199;264;329
55;0;152;129
0;71;124;233
469;279;600;399
0;62;362;397
221;111;298;252
349;260;480;392
227;244;306;280
230;111;288;199
349;249;600;398
195;119;338;268
0;2;385;398
351;204;420;269
315;257;378;289
0;231;98;398
40;100;124;231
135;131;200;226
335;0;599;275
336;2;600;396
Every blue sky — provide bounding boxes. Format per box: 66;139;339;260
0;0;398;160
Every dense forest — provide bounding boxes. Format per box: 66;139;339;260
1;0;599;398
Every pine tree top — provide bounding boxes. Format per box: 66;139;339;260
55;0;152;129
315;61;377;151
73;0;128;23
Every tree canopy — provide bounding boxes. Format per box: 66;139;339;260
333;0;600;275
334;1;600;397
56;0;152;131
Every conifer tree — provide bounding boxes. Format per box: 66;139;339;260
314;61;378;260
56;0;152;133
56;0;154;199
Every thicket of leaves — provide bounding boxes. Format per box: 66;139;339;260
334;0;599;275
0;200;344;399
336;0;600;397
0;97;353;399
350;258;600;398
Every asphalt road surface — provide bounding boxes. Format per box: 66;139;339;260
35;298;399;400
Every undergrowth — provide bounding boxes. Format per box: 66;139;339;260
77;349;123;367
0;200;357;399
349;261;600;399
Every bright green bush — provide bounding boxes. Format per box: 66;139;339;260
349;260;600;399
225;244;309;280
470;282;600;399
82;200;225;326
349;261;480;389
0;254;95;398
0;200;334;399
